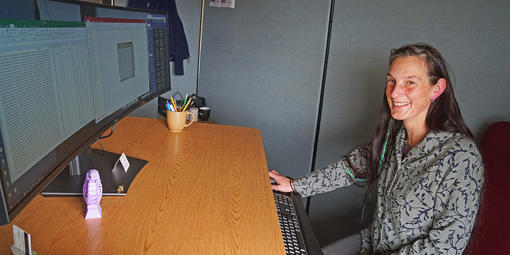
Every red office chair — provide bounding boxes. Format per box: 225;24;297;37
466;121;510;255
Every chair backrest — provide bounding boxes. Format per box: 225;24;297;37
466;121;510;255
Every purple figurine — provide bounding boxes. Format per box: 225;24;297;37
83;169;103;219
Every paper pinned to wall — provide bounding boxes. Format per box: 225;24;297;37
209;0;235;8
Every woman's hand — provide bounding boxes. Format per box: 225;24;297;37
268;170;294;193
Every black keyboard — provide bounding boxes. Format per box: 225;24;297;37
274;192;309;255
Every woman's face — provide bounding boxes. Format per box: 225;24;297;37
385;56;437;127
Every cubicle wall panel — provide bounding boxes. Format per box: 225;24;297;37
1;0;35;20
310;0;510;246
199;0;330;177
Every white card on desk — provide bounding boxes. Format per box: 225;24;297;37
12;224;31;254
114;152;130;172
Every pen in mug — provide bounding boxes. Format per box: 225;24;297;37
166;102;176;112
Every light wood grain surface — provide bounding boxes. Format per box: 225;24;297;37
0;117;285;254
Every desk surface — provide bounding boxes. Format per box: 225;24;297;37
0;117;285;254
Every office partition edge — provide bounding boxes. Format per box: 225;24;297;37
306;0;336;213
195;0;205;95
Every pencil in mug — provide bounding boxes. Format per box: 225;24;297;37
182;99;193;112
183;93;188;108
170;97;178;111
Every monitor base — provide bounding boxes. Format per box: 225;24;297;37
42;148;147;196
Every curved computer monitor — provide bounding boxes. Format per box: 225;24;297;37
0;1;170;225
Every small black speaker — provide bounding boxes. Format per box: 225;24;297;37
157;96;167;117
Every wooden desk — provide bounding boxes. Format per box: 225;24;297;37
0;117;285;254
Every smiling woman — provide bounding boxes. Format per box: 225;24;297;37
385;56;446;139
371;44;475;181
269;43;484;254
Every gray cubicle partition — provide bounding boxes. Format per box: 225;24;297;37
199;1;330;178
0;0;35;20
310;0;510;246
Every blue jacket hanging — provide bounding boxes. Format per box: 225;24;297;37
128;0;190;75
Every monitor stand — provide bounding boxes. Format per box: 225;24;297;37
42;148;148;196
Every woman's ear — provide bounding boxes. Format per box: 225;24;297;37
432;78;447;100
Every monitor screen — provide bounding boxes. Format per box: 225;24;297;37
0;1;170;225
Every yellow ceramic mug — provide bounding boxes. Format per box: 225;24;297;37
166;111;194;132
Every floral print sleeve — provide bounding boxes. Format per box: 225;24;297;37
293;144;371;197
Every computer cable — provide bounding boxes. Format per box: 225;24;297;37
98;125;115;140
89;138;105;156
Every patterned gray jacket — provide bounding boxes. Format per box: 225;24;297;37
293;128;484;254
